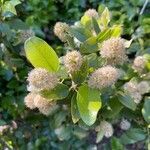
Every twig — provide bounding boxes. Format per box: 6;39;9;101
140;0;149;15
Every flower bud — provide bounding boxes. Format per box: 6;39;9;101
24;93;36;109
120;119;131;130
84;9;99;19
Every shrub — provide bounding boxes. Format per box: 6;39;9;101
24;7;150;149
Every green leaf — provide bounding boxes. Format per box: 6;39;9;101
99;7;110;29
80;15;91;27
70;27;91;42
24;36;59;72
120;128;146;145
77;84;102;126
142;97;150;123
71;94;80;123
80;36;98;54
92;17;100;34
111;137;124;150
101;97;123;119
41;84;69;100
97;28;112;42
118;92;136;111
96;130;104;143
111;25;122;37
72;59;88;84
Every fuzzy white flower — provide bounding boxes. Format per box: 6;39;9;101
137;81;150;95
27;68;58;92
64;51;83;73
54;22;70;42
84;9;99;19
131;92;142;104
120;119;131;130
24;93;37;109
124;81;138;94
132;56;146;73
100;38;127;65
99;121;113;138
34;95;56;116
88;66;120;89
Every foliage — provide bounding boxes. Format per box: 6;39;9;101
0;0;150;149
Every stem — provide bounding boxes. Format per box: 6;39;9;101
140;0;149;15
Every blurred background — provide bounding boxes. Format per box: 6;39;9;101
0;0;150;149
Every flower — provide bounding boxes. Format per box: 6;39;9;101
124;81;138;94
27;68;58;92
34;95;56;116
132;56;146;73
100;121;113;138
123;81;143;104
84;9;99;19
88;66;119;89
54;22;70;42
120;119;131;130
137;81;150;95
64;51;83;73
24;93;37;109
100;38;127;65
0;125;10;134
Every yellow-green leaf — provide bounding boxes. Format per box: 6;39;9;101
77;84;102;126
24;36;59;72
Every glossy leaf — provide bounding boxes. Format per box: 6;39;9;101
142;97;150;123
24;36;59;72
120;128;146;145
118;92;136;111
77;84;102;126
71;94;80;123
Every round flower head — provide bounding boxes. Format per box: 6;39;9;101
24;93;37;109
100;121;113;138
132;56;146;73
131;92;142;104
38;102;56;116
88;66;119;89
124;81;138;94
84;9;99;19
120;119;131;131
34;95;51;108
27;68;58;92
137;81;150;95
34;95;56;116
100;37;127;65
64;51;83;73
54;22;70;42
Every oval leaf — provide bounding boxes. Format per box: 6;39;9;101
77;84;102;126
24;36;59;72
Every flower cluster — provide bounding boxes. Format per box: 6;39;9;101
25;68;58;115
96;121;114;138
84;9;99;19
124;80;149;104
54;22;70;42
88;66;120;89
132;56;147;73
25;93;56;116
27;68;58;92
120;118;131;130
100;37;127;65
64;51;83;73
